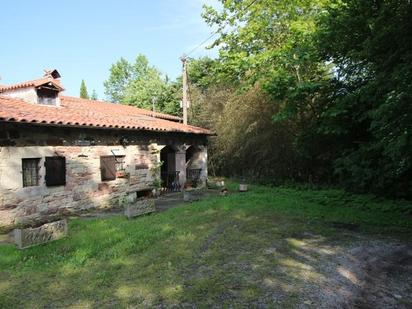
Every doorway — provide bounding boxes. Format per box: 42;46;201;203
160;145;180;191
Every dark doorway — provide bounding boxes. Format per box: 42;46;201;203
160;146;180;191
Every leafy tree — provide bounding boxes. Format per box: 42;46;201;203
316;0;412;197
103;57;132;103
104;54;180;115
80;79;89;99
202;0;334;182
187;57;217;92
186;58;299;181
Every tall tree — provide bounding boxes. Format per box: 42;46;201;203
316;0;412;197
202;0;333;182
80;79;89;99
103;57;132;103
104;54;180;115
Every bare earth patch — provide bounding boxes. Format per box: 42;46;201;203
179;218;412;308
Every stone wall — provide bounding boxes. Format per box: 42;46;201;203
0;123;208;232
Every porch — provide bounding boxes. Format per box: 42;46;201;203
159;144;206;192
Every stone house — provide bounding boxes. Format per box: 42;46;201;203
0;70;211;232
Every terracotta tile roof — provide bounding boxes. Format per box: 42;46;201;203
0;95;212;135
0;77;64;92
62;96;182;122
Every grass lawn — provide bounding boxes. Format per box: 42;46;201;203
0;184;411;307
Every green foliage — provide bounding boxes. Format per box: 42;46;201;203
103;57;132;103
199;0;412;198
79;79;89;99
150;160;163;189
199;0;335;183
315;0;412;197
104;54;180;115
186;56;217;91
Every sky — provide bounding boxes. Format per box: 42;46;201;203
0;0;220;98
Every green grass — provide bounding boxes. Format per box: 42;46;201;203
0;184;411;307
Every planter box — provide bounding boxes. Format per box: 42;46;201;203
183;189;203;202
14;219;68;249
124;198;155;219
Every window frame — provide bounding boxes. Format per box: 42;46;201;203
22;158;41;187
100;156;117;181
115;155;126;172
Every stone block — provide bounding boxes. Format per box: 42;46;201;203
124;199;155;219
13;219;68;249
183;189;203;202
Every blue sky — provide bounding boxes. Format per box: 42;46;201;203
0;0;220;98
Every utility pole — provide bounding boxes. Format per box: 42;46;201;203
151;97;157;117
180;55;188;125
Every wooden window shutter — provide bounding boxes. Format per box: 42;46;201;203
100;156;116;181
45;156;66;186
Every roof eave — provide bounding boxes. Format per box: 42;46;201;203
0;119;212;135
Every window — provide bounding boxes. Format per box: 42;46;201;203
22;158;40;187
115;155;125;172
36;87;58;106
100;156;116;181
45;156;66;186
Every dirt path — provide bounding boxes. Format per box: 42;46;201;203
352;243;412;308
179;218;412;308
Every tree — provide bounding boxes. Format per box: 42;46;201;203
315;0;412;197
103;57;132;103
104;54;180;115
80;79;89;99
90;89;98;100
202;0;334;182
185;57;299;181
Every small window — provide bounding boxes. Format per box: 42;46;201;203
115;155;125;172
22;158;40;187
36;87;58;106
45;156;66;186
100;156;116;181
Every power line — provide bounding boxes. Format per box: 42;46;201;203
186;32;219;57
185;0;260;57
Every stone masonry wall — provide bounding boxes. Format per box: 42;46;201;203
0;123;208;232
